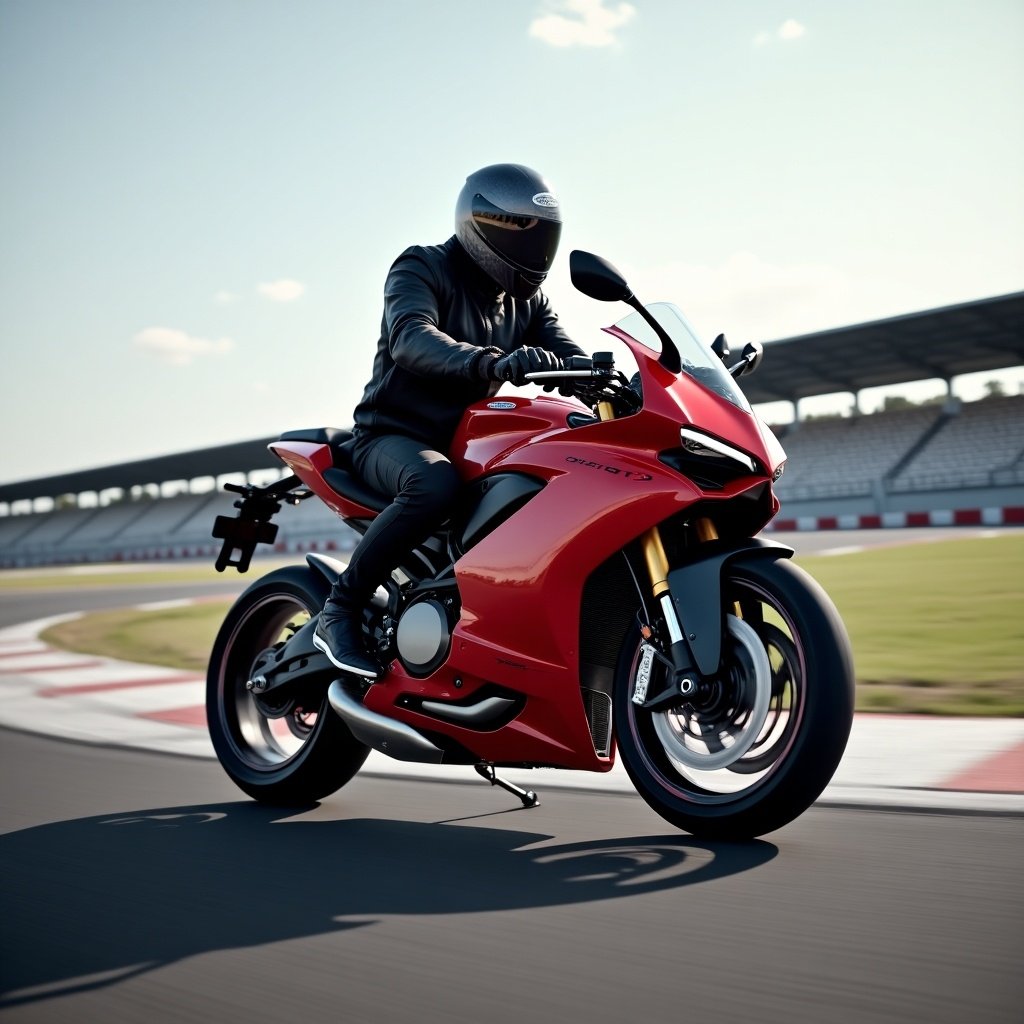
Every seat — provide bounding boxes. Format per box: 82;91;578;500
276;426;354;454
274;428;391;514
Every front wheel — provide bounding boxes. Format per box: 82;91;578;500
206;565;369;804
615;557;854;839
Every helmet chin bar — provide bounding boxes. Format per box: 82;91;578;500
510;269;546;301
467;231;548;299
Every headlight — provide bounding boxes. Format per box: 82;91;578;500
679;427;755;473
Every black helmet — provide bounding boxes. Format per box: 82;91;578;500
455;163;562;300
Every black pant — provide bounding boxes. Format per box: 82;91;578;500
334;433;461;604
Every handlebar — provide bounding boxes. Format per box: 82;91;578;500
518;350;642;417
524;369;595;380
524;352;613;381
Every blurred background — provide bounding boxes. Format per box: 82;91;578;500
1;0;1022;483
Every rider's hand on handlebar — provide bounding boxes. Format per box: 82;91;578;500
490;347;563;386
539;353;593;397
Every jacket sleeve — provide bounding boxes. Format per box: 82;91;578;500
524;291;588;360
384;252;496;379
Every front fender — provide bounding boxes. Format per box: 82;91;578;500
667;538;794;676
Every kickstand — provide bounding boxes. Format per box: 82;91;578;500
474;764;539;808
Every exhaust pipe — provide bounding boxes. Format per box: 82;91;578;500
327;679;446;763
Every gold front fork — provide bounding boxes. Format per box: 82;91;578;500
641;528;671;598
596;400;719;599
639;517;717;600
694;517;719;544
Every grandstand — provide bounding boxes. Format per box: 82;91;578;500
1;292;1022;568
771;394;1024;501
0;437;356;568
770;405;943;501
887;395;1024;492
0;484;356;568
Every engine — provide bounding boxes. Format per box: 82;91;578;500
394;595;456;676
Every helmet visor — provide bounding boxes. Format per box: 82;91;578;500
470;194;562;274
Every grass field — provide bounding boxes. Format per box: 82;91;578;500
0;559;292;590
796;534;1023;715
35;533;1024;716
42;603;225;674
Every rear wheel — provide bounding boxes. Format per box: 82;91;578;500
615;557;854;839
206;565;369;804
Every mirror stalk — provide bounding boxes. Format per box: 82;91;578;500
624;295;682;374
728;341;764;378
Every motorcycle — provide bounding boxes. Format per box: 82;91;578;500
208;250;855;839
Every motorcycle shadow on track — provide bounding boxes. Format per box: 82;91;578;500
0;802;777;1007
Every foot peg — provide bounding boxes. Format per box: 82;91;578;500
474;764;539;808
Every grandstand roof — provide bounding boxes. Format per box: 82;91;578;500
0;437;280;504
2;292;1022;503
742;290;1024;405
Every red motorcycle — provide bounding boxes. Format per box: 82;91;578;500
208;251;854;839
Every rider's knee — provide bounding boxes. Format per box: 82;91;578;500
405;459;460;512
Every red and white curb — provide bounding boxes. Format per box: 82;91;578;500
1;612;1022;813
768;506;1024;531
0;613;213;759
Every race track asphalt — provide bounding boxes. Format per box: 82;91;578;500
1;727;1021;1024
1;532;1022;1023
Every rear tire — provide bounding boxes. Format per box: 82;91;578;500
615;557;854;839
206;565;369;805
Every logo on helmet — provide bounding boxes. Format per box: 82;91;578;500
532;192;559;208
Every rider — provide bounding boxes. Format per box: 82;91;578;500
313;163;587;677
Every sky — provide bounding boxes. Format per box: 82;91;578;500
1;0;1022;484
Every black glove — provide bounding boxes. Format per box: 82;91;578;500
490;347;563;385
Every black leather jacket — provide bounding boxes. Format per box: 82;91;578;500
352;236;585;451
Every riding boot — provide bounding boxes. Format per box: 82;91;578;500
312;571;382;679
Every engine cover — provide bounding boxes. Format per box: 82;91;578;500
395;598;451;676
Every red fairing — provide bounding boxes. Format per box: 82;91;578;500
603;327;784;478
270;324;779;772
365;429;694;769
364;339;777;771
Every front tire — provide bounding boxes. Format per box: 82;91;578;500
206;565;369;804
615;557;854;839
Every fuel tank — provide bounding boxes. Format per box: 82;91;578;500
450;394;584;480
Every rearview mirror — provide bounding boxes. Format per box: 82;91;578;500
570;248;683;374
569;250;633;302
730;341;764;378
741;341;763;375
